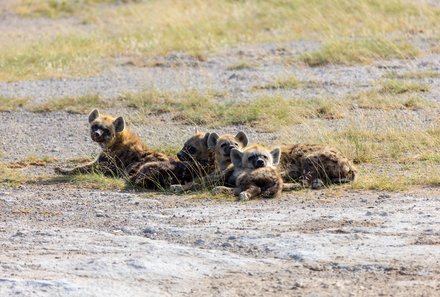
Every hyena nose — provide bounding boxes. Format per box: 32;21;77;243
94;129;103;137
255;159;265;168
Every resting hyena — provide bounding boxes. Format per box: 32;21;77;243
213;144;283;201
131;131;214;189
55;109;169;177
207;131;249;172
279;144;357;189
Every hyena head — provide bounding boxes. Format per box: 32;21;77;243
207;131;248;170
88;109;125;148
231;144;281;170
177;131;211;165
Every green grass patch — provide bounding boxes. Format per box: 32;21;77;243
300;39;419;66
0;164;24;187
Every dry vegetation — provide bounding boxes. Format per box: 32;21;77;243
1;0;439;80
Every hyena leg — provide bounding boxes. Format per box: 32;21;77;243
331;177;353;184
311;178;325;189
282;182;302;191
239;186;262;201
212;186;235;196
54;161;98;175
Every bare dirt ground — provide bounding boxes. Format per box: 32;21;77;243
1;2;440;295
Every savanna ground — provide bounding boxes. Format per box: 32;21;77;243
0;0;440;296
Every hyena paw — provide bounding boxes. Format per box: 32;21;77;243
212;186;234;196
311;178;325;189
170;184;185;194
238;192;251;201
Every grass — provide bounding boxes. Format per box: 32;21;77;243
383;70;439;80
0;164;24;187
226;61;257;71
55;173;127;190
379;80;430;94
0;97;29;111
28;94;108;113
8;155;58;169
299;38;419;66
254;75;301;90
2;0;438;80
353;91;435;111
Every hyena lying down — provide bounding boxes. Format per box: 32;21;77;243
168;131;249;192
55;109;169;177
279;144;357;189
130;131;215;189
213;144;283;200
197;131;356;190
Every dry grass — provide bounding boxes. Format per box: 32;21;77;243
0;164;24;187
383;70;439;80
353;91;435;111
2;0;438;80
0;97;29;111
226;61;257;71
56;173;127;190
28;94;108;113
379;80;430;94
299;38;419;66
8;155;58;169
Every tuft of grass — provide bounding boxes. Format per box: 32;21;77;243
226;61;257;71
383;70;439;80
0;97;29;112
0;164;24;187
353;90;436;111
300;39;419;66
28;94;107;113
8;155;58;169
379;80;430;94
254;75;301;90
56;173;127;190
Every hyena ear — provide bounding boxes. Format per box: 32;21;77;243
113;117;125;133
235;131;249;147
231;148;243;168
270;147;281;166
88;109;99;123
202;132;210;148
207;132;219;149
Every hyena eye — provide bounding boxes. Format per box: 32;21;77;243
262;155;268;159
188;146;197;154
220;143;227;148
102;129;110;135
248;156;254;161
234;143;238;146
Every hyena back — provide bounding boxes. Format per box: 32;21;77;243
131;131;214;189
279;143;356;189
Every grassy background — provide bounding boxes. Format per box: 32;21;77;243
0;0;438;80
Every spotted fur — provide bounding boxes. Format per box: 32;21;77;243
55;109;169;177
279;143;357;189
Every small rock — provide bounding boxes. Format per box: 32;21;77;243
227;236;237;240
365;211;373;216
143;227;157;235
95;210;105;218
221;242;232;248
194;239;205;246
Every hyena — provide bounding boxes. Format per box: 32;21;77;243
131;131;214;189
213;144;283;201
279;144;357;189
169;131;249;192
55;109;169;177
207;131;249;172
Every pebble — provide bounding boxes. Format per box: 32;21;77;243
194;239;205;246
